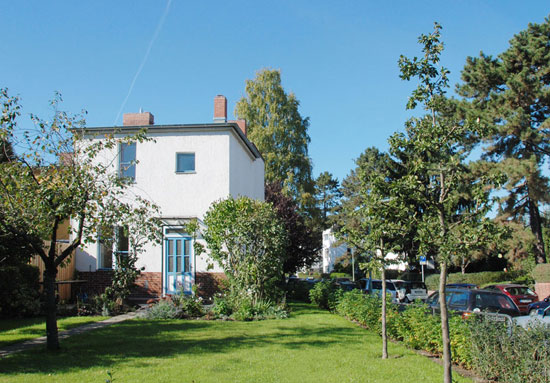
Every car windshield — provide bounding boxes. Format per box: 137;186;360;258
505;286;536;296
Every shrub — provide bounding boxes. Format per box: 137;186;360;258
211;295;233;317
329;273;351;279
285;279;314;302
532;263;550;283
0;264;40;317
146;299;180;319
425;270;527;290
469;319;550;383
309;281;341;310
231;298;288;321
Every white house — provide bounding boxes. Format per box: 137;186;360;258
75;95;264;298
321;228;350;274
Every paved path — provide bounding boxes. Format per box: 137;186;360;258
0;310;143;358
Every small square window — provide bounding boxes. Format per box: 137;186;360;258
176;153;195;173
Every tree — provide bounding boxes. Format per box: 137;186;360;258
336;146;408;359
458;17;550;264
202;196;287;304
314;171;342;229
0;89;161;349
265;182;320;276
393;23;503;383
235;69;314;208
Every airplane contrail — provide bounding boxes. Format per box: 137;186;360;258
114;0;173;125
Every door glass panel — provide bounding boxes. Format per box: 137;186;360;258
168;255;174;272
176;257;182;272
184;240;190;255
176;240;182;255
184;256;190;272
168;240;174;255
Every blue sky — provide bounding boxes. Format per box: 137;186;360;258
2;1;549;182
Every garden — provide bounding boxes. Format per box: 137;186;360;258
0;303;473;383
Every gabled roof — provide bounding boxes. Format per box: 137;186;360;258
81;122;263;160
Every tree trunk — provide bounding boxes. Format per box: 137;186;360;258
381;266;388;359
528;197;547;264
439;261;452;383
43;263;59;350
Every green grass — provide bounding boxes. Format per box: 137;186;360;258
0;316;108;348
0;304;472;383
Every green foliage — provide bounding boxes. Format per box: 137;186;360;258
285;279;314;303
314;171;342;228
308;281;342;311
202;196;287;305
533;263;550;283
459;17;550;264
0;89;161;348
425;270;527;290
172;287;204;318
235;68;314;207
469;319;550;383
0;265;40;318
145;299;180;320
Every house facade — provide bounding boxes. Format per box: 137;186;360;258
76;95;264;299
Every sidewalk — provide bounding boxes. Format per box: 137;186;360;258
0;310;143;358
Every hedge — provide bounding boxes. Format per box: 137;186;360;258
425;270;527;290
329;290;550;382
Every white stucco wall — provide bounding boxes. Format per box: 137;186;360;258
75;126;264;277
229;133;265;200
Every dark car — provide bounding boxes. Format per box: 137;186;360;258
527;295;550;315
426;288;521;318
446;283;478;289
484;284;538;314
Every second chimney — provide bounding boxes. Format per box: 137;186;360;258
123;112;154;126
214;95;227;123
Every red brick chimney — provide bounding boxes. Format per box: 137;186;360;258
230;119;247;136
123;111;154;126
213;95;227;123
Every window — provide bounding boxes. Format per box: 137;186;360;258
115;226;130;258
119;143;136;180
176;153;195;173
98;227;113;269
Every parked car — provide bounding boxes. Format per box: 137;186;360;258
426;288;521;318
399;281;428;302
333;278;360;291
446;283;478;289
514;305;550;329
484;284;538;314
526;295;550;315
360;279;406;303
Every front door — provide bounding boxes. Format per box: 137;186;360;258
165;237;192;295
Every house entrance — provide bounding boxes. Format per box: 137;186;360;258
164;229;193;295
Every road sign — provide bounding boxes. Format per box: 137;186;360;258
419;256;427;265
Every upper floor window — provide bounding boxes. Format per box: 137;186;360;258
176;153;195;173
119;143;136;180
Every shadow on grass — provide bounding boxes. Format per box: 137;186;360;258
0;304;359;376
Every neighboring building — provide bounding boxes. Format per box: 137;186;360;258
321;228;407;274
321;228;350;274
75;95;264;299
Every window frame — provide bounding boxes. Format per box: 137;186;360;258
175;152;196;174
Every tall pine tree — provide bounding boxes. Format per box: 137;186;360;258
458;17;550;263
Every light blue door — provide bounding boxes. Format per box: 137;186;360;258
165;237;192;295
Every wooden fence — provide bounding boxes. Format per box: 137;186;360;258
30;241;76;301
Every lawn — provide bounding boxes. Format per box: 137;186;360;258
0;316;108;348
0;304;472;383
